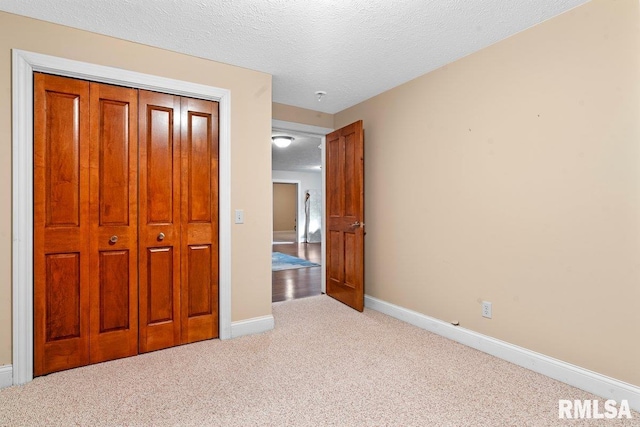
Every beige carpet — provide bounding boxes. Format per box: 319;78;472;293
0;295;637;426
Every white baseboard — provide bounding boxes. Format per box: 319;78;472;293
364;295;640;413
230;315;275;339
0;365;13;389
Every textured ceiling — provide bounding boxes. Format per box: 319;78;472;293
1;0;589;114
272;131;322;173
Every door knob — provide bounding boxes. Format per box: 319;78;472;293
109;235;118;243
351;221;364;227
158;232;165;241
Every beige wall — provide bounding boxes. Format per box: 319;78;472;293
0;12;274;366
273;183;297;231
335;0;640;386
273;102;334;129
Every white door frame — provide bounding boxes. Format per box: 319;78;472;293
272;120;333;294
272;180;301;243
12;49;232;385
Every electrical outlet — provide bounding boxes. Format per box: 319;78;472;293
482;301;492;319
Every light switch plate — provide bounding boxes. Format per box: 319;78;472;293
235;209;244;224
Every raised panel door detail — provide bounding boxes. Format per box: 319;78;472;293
89;82;139;365
45;253;81;341
138;90;182;353
34;73;91;376
343;133;356;217
187;245;212;317
99;250;130;333
180;97;219;344
98;99;130;226
328;230;342;284
327;135;341;217
147;247;174;324
344;233;356;289
45;91;81;227
187;113;212;223
146;107;175;225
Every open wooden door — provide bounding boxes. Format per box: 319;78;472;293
326;120;365;311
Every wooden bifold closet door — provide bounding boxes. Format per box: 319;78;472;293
34;74;219;376
138;90;219;353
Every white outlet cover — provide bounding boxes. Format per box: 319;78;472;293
482;301;492;319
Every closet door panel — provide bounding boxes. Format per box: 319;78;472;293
147;247;175;323
34;73;91;375
45;253;81;341
89;82;139;363
180;97;219;343
98;250;130;332
146;107;175;224
139;90;182;353
186;245;212;316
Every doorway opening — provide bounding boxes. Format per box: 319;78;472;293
271;125;329;302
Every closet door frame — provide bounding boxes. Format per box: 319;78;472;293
11;49;232;385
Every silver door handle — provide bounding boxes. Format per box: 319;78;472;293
109;235;118;243
351;221;364;227
158;232;165;241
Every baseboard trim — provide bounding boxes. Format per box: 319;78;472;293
230;315;275;339
364;295;640;412
0;365;13;389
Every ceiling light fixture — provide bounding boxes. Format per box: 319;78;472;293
272;136;295;148
315;91;327;102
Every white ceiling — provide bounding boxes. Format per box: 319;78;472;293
1;0;589;114
272;131;322;173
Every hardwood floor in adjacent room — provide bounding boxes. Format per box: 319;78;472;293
272;243;322;303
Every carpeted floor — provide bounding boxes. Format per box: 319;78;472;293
0;295;637;426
